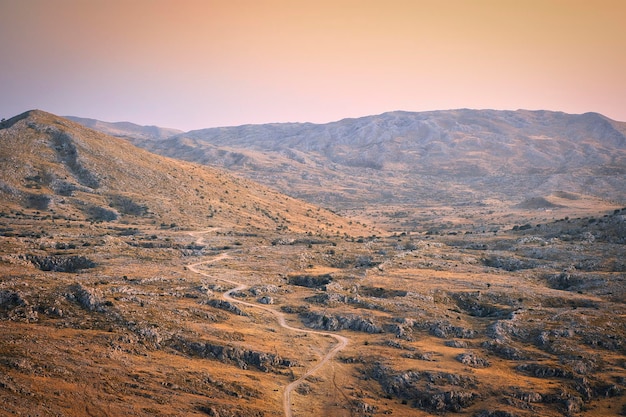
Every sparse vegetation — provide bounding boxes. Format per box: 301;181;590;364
83;204;118;221
0;110;624;416
109;194;148;216
23;193;50;210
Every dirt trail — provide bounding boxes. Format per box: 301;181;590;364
187;231;349;417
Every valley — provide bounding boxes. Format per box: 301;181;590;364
1;110;625;416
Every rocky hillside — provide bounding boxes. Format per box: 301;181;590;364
116;109;626;210
0;110;372;236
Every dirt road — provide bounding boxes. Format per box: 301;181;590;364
187;231;349;417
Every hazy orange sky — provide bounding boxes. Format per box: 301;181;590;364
1;0;625;130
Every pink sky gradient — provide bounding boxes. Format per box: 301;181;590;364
1;0;625;130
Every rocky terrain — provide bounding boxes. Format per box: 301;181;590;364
1;110;625;416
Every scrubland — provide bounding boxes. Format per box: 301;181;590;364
1;110;625;416
1;203;624;416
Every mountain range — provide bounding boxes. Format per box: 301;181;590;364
69;110;626;221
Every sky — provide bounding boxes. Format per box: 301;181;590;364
1;0;625;131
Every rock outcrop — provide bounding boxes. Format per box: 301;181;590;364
202;299;247;316
367;362;479;412
169;337;296;373
300;311;382;333
27;254;96;272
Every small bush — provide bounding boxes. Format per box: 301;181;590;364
109;195;148;216
24;194;50;210
289;274;332;288
54;181;76;196
84;205;117;221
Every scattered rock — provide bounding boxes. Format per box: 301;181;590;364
300;311;382;333
352;400;376;415
564;396;583;415
0;290;26;310
487;320;529;341
510;389;543;403
515;363;572;379
402;351;435;361
169;337;296;373
288;274;332;288
295;382;311;395
429;321;477;339
66;284;105;312
445;340;469;348
482;256;538;271
202;299;247;316
453;292;513;318
382;322;414;340
359;286;407;298
249;285;282;296
258;296;273;305
27;254;96;272
0;289;38;322
366;362;478;412
457;352;490;368
473;410;519;417
482;340;528;360
196;403;265;417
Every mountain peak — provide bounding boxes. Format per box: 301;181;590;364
1;109;52;129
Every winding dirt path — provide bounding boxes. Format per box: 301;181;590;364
186;231;349;417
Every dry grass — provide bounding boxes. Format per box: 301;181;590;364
2;201;625;416
1;111;625;416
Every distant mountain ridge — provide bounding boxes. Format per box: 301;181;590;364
70;109;626;210
65;116;183;141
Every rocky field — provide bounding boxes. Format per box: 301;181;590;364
1;202;624;416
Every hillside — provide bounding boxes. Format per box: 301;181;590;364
109;109;626;230
0;110;372;236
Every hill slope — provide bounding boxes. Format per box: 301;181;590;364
120;109;626;212
0;110;372;236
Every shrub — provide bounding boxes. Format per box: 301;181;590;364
54;181;76;196
109;195;148;216
84;205;117;221
24;193;50;210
